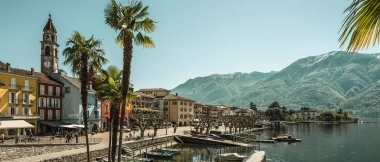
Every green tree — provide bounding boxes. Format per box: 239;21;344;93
250;102;257;111
95;65;123;162
62;31;108;162
104;1;156;160
290;114;297;121
269;101;280;108
340;0;380;52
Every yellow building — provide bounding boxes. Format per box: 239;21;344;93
0;62;39;135
163;93;195;126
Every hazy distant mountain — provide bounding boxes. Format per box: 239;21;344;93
172;51;380;118
171;71;277;104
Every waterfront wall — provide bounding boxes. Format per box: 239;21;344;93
5;135;177;162
0;144;85;161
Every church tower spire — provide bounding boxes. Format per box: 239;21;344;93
41;13;59;74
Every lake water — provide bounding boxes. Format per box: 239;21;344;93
153;121;380;162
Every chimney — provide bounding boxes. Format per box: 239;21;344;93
31;68;34;75
175;93;178;96
6;63;10;72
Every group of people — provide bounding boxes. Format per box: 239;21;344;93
60;131;80;143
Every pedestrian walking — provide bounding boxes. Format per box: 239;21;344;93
75;131;79;143
15;132;19;144
1;132;4;144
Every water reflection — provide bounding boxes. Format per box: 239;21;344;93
151;144;255;162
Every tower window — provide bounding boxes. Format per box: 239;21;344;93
46;35;50;41
45;46;50;55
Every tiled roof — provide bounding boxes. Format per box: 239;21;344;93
43;14;57;33
138;88;171;92
61;75;96;93
135;91;155;99
34;72;63;86
0;61;38;79
163;94;195;102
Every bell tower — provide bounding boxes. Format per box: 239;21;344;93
41;13;59;74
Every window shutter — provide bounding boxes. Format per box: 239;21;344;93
8;107;11;115
25;80;29;91
22;108;25;116
16;108;19;115
58;99;60;108
8;93;11;103
15;92;18;103
28;108;32;116
43;98;46;107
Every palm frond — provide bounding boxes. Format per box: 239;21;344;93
339;0;380;52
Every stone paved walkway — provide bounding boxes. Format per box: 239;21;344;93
3;143;108;162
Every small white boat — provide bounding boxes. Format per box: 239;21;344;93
215;153;246;161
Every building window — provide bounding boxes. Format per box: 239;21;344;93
48;86;53;96
23;93;30;104
184;114;187;119
45;46;50;55
184;102;187;106
56;110;60;120
189;108;192;112
65;87;70;93
40;85;45;95
189;103;193;106
180;102;183;105
40;110;45;120
105;105;109;113
9;92;16;103
48;110;53;120
180;107;183;112
180;114;183;119
23;108;30;116
56;87;60;96
184;108;187;112
48;98;53;107
164;108;168;111
9;107;17;115
94;111;99;118
164;102;168;105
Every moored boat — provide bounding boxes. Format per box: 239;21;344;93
157;148;181;154
270;134;302;142
214;153;246;161
143;151;174;159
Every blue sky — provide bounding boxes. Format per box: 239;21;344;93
1;0;380;90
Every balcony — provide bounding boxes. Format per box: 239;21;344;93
22;100;35;106
0;113;40;120
21;86;35;93
8;84;21;92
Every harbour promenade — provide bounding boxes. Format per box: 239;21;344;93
2;125;266;161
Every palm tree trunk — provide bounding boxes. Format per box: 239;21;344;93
80;54;90;162
111;105;119;162
108;118;112;162
118;35;133;162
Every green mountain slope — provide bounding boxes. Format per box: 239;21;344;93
171;71;277;104
172;51;380;118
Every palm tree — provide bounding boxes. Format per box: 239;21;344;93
62;31;108;162
95;65;123;162
104;1;156;161
340;0;380;52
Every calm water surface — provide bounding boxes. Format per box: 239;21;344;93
151;121;380;162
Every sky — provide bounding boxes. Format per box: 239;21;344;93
1;0;380;90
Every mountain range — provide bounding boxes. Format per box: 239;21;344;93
171;51;380;118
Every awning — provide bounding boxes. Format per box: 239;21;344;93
0;120;35;129
39;121;71;127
